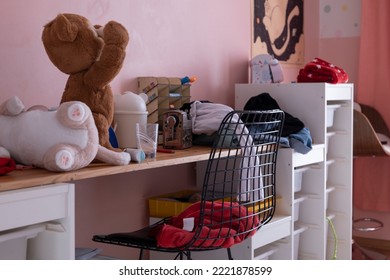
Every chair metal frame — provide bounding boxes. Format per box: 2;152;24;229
93;110;285;260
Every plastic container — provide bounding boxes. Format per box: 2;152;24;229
114;92;148;148
325;159;335;183
293;195;308;222
326;104;341;128
294;167;309;192
325;186;335;210
326;131;336;154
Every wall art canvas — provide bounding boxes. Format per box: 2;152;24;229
252;0;304;65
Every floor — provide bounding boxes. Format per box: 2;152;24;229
352;236;390;260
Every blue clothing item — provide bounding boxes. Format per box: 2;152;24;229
289;127;312;154
278;127;312;154
279;137;291;148
109;127;119;148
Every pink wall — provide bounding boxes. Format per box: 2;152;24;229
304;1;360;90
0;0;252;259
0;0;251;108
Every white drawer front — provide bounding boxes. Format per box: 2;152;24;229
251;215;292;248
293;145;324;167
0;184;72;232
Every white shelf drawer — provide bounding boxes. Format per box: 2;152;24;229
0;224;45;260
251;215;292;249
0;184;72;232
325;84;353;101
293;144;325;167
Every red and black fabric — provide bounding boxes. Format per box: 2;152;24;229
297;57;349;84
0;157;16;175
155;201;259;249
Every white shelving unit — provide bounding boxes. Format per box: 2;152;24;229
235;83;353;260
149;83;352;260
0;183;75;259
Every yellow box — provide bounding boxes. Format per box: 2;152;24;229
148;190;199;218
148;190;278;218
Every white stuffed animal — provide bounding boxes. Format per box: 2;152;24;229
0;96;130;172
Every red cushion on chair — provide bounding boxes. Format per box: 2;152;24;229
156;201;259;249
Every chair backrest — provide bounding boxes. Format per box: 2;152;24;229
185;110;284;250
360;104;390;137
354;103;390;156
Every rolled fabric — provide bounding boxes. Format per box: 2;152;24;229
124;148;145;163
297;57;348;84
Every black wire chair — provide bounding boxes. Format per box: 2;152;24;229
92;110;285;260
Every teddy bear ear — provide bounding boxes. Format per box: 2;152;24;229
52;14;78;42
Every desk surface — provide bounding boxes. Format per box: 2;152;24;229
0;146;213;192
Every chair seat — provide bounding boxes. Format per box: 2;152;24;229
92;218;186;253
93;226;158;248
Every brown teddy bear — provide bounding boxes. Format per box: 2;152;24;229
42;13;129;158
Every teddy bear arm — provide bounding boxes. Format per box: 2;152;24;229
83;21;128;88
103;21;129;47
83;45;126;88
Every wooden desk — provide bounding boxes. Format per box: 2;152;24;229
0;146;212;192
0;146;213;260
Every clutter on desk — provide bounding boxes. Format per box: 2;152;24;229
181;76;197;85
162;110;192;149
124;148;146;163
243;92;313;154
138;77;192;125
181;100;235;146
113;91;148;149
297;57;349;84
136;123;159;159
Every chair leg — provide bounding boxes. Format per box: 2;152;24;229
138;249;144;260
227;248;233;260
174;252;183;260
